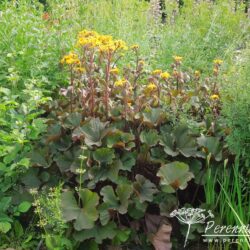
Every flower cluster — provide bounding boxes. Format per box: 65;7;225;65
60;52;80;65
170;208;214;222
76;29;128;52
213;59;223;65
173;55;183;64
160;71;171;79
210;94;220;100
170;208;214;247
60;30;222;120
144;82;157;95
152;69;162;75
114;79;127;88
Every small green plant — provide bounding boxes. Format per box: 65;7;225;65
0;82;48;248
31;184;74;250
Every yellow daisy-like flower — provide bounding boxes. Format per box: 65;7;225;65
131;44;139;50
144;82;157;95
77;30;100;48
114;39;128;50
74;67;85;73
76;30;128;52
210;94;220;100
110;68;119;75
173;56;183;63
78;30;98;39
60;52;80;65
152;69;162;75
194;70;200;77
138;60;145;65
114;79;126;87
160;72;171;80
213;59;223;65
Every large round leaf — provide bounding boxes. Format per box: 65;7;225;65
73;118;110;147
157;161;194;192
100;184;133;215
140;129;159;147
93;148;115;164
133;175;158;202
197;135;223;161
160;125;198;157
61;189;99;231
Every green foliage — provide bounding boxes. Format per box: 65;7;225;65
0;80;48;246
157;161;194;193
31;185;73;250
54;0;249;71
222;45;250;166
160;124;198;157
0;0;72;246
140;129;159;147
74;118;110;147
23;29;231;249
197;135;223;161
0;0;73;92
133;174;158;202
159;0;249;72
61;189;99;231
205;159;250;250
0;0;248;249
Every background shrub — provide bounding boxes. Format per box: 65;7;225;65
222;45;250;167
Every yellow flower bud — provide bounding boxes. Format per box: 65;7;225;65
110;68;119;75
213;59;223;65
152;69;162;75
194;70;200;78
173;56;183;63
114;79;126;87
144;82;157;96
210;94;220;100
160;72;171;79
131;44;139;50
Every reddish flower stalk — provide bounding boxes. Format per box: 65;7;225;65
156;82;161;101
70;65;74;112
88;51;95;117
104;51;112;117
123;81;129;121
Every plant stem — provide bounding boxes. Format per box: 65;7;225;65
105;52;111;117
89;52;95;116
184;223;191;248
70;66;74;112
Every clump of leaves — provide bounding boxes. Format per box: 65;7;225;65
31;185;74;250
0;81;49;248
28;30;229;249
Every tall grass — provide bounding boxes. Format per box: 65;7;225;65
205;158;250;250
219;160;250;250
222;45;250;166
